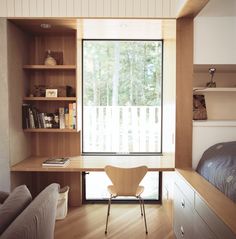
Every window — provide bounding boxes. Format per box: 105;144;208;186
82;40;163;154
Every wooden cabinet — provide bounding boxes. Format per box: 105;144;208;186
173;170;236;239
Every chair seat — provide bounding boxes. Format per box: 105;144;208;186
107;185;144;197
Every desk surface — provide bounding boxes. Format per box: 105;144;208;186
11;154;175;172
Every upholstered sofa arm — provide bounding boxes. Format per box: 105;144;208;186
0;183;60;239
0;192;9;204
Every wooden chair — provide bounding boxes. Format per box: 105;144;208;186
104;165;148;234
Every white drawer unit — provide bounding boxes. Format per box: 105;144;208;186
193;211;216;239
195;194;236;239
173;170;236;239
173;184;194;239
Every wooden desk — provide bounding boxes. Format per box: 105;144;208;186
11;154;175;206
11;154;175;172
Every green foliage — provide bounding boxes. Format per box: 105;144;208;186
83;40;162;106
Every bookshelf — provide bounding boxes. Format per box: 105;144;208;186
11;19;81;157
21;23;78;133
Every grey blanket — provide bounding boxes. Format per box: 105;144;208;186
196;141;236;203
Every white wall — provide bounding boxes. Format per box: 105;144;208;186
0;19;10;192
0;0;178;18
194;16;236;64
194;0;236;64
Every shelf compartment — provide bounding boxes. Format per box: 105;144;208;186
193;87;236;92
23;65;76;70
23;97;76;101
23;128;78;133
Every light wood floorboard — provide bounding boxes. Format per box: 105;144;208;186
55;204;174;239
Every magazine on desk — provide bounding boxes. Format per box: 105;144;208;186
42;157;70;167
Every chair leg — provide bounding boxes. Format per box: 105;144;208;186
141;198;148;234
105;196;112;234
138;197;143;216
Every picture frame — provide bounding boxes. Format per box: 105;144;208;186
46;89;58;98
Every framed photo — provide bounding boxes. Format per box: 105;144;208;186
46;89;58;98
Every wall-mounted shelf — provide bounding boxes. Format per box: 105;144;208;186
23;97;76;101
23;128;77;133
23;65;76;70
194;64;236;73
193;120;236;127
193;87;236;92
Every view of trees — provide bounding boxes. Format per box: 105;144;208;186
83;40;162;106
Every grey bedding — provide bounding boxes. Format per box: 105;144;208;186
196;141;236;203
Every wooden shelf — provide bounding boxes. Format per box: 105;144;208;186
23;97;76;101
193;120;236;127
23;128;78;133
193;87;236;92
194;64;236;73
23;65;76;70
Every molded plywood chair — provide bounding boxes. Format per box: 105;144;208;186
104;165;148;234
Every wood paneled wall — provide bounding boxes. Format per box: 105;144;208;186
175;17;193;168
0;0;177;18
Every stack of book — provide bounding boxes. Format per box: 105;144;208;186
42;157;70;167
22;103;76;129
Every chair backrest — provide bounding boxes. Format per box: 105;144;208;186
105;165;148;196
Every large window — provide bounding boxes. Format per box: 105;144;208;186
83;40;163;154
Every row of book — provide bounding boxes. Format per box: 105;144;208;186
22;103;76;129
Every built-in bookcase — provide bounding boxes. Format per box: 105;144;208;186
11;19;81;157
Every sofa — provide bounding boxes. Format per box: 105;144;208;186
0;183;59;239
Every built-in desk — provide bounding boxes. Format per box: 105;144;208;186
11;154;175;206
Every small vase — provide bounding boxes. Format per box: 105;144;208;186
44;50;57;66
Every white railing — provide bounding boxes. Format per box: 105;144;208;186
83;106;161;153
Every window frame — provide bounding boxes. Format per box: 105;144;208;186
82;39;164;156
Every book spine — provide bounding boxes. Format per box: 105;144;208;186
69;103;73;129
22;104;29;129
64;108;69;129
29;108;35;128
59;107;65;129
72;102;76;129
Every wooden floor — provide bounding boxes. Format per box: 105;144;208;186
55;204;174;239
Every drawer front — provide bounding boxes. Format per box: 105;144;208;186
193;211;216;239
195;194;236;239
175;173;195;204
174;184;193;239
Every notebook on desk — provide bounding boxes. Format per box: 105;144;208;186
42;157;70;167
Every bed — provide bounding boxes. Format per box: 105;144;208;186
196;141;236;203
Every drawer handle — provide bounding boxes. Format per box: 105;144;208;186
180;226;184;237
181;199;185;208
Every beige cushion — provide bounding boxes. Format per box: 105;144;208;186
0;185;32;235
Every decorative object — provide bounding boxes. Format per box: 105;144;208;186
32;85;46;97
58;86;67;97
46;89;58;97
193;94;207;120
44;50;57;66
44;50;63;65
66;85;75;97
206;68;216;87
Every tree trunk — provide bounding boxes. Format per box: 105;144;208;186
112;42;120;106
